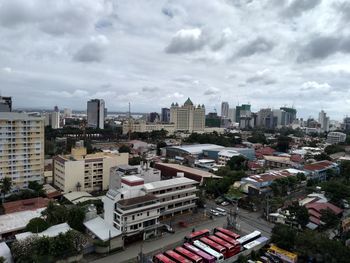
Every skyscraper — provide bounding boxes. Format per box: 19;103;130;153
221;102;229;117
87;99;105;129
0;112;44;190
0;96;12;112
319;110;330;132
170;98;205;132
51;106;60;129
161;108;170;123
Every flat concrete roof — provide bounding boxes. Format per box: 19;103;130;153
156;163;221;179
143;177;198;191
168;144;224;154
84;217;121;242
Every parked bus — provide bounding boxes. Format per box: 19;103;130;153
174;247;203;263
164;250;192;263
185;229;210;242
214;227;240;239
236;231;261;246
207;235;240;257
193;240;225;262
199;237;228;258
153;254;176;263
268;245;298;263
214;231;241;249
183;243;216;263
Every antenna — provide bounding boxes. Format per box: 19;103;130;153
128;102;131;141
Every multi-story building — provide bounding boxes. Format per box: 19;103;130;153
326;132;346;144
161;108;170;123
0;112;44;190
103;174;198;240
170;98;205;132
53;141;128;192
0;96;12;112
221;102;229;118
63;108;72;118
44;107;61;129
87;99;105;129
318;110;330;132
343;117;350;131
280;107;296;125
257;108;274;128
228;108;236;123
148;112;160;123
122;120;176;135
236;104;252;129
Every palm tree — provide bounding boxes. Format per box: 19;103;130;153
0;177;12;203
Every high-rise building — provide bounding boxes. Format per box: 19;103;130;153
43;107;60;129
272;109;287;127
0;96;12;112
63;108;72;118
0;112;44;190
148;112;160;123
170;98;205;132
228;108;236;123
343;117;350;131
161;108;170;123
236;104;251;129
87;99;105;129
318;110;330;132
221;102;229;118
280;107;296;125
257;108;274;128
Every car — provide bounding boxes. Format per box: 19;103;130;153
210;209;220;216
221;201;230;206
163;224;175;233
215;207;227;216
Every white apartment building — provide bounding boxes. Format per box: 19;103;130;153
0;113;44;190
103;175;198;239
53;142;128;193
217;149;241;165
319;110;330;132
326;132;346;145
170;98;205;133
122;120;176;135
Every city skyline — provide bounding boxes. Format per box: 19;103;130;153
1;1;350;119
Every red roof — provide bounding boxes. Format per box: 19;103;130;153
306;202;343;215
255;147;276;159
290;154;303;163
309;215;321;225
248;170;295;183
3;197;50;214
303;160;335;171
248;161;263;170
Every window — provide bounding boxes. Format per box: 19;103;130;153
132;215;135;220
147;211;149;216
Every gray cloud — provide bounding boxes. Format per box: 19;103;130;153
142;86;160;93
204;87;220;96
73;35;109;63
236;37;274;57
334;2;350;22
246;69;276;85
283;0;322;17
165;28;205;54
297;35;350;62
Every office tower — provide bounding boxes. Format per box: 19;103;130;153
0;96;12;112
318;110;330;132
0;112;44;190
87;99;105;129
51;106;60;129
63;108;72;118
280;107;296;125
221;102;229;117
272;109;287;127
228;108;236;123
236;104;251;129
344;117;350;131
148;112;160;123
161;108;170;123
257;108;274;128
170;98;205;132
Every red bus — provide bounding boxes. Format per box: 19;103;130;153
184;229;210;242
153;254;176;263
183;243;216;263
174;246;203;263
199;237;228;259
164;250;192;263
207;235;240;258
214;232;241;249
214;227;240;239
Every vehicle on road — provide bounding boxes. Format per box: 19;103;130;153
163;224;175;233
221;201;229;206
215;207;227;216
209;209;219;216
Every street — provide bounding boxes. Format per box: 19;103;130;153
90;205;273;263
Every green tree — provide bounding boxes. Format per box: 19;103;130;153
0;257;5;263
227;155;247;171
0;177;11;202
26;217;50;233
67;206;85;232
129;156;142;165
287;202;309;228
271;224;296;250
276;136;292;152
320;208;339;229
118;144;131;153
28;181;45;195
156;141;167;155
42;201;68;225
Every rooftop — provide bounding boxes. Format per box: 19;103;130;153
63;191;102;204
117;194;158;207
246;169;301;183
3;197;50;214
15;223;71;240
143;177;198;191
263;155;292;164
168;144;224;155
0;208;45;235
303;160;336;171
0;112;44;121
156;163;221;179
122;175;144;183
84;216;122;241
218;149;241;158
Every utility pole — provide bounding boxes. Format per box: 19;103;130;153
265;195;270;221
128;102;131;141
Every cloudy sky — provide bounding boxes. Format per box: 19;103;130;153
0;0;350;120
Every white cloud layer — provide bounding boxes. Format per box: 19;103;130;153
0;0;349;119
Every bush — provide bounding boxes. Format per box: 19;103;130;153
26;217;49;233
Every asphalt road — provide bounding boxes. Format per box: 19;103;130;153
90;204;273;263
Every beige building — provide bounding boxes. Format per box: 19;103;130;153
122;120;176;135
170;98;205;132
53;141;128;192
0;112;44;190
